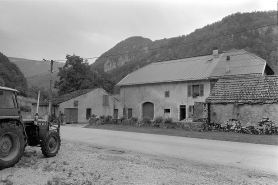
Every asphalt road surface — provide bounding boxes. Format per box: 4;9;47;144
61;125;278;175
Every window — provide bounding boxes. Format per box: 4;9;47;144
164;109;170;118
73;100;78;107
164;109;170;113
114;109;118;118
0;90;17;108
103;95;109;106
188;84;204;97
165;91;170;98
86;108;91;119
128;108;132;119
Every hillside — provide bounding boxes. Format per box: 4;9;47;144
91;11;278;83
27;72;59;91
0;53;28;95
9;57;64;78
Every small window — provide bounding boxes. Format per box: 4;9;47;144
165;91;170;97
73;100;78;107
128;108;132;119
86;108;91;119
114;109;118;118
103;95;109;106
164;109;170;118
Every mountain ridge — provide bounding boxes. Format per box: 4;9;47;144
91;11;278;83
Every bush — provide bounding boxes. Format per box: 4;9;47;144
141;116;152;126
153;116;164;127
130;116;138;123
164;117;173;125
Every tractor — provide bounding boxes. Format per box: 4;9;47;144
0;86;61;170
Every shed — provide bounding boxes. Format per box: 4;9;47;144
206;75;278;126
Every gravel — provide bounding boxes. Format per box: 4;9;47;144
1;140;277;185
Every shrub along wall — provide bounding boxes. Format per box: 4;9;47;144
89;115;204;131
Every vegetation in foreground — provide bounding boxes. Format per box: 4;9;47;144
85;123;278;146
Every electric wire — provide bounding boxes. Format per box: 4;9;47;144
28;22;277;79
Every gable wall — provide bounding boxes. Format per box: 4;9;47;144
59;88;124;123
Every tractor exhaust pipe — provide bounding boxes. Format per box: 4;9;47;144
34;90;40;125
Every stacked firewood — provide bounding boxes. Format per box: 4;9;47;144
202;117;278;135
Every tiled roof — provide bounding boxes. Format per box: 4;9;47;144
117;49;268;86
40;89;95;106
206;75;278;104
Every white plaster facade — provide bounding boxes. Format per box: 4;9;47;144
120;80;212;121
58;88;124;123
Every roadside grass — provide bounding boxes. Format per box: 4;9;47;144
84;124;278;145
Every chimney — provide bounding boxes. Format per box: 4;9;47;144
212;47;218;56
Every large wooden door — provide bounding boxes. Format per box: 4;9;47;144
142;102;154;119
64;108;78;123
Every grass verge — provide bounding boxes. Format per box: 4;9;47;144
84;124;278;145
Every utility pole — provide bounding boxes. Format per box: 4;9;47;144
43;59;54;122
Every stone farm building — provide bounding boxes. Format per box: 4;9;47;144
206;75;278;126
116;49;274;121
39;88;124;123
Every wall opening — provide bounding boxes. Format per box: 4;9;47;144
142;102;154;119
180;105;186;120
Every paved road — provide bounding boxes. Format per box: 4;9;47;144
61;125;278;174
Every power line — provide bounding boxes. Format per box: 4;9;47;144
48;23;277;62
28;51;264;79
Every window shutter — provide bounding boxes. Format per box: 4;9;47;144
188;85;192;97
200;84;204;96
103;95;105;106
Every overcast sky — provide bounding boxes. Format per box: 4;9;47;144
0;0;276;63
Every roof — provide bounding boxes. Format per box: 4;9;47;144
117;49;268;86
206;75;278;104
40;88;95;106
0;86;19;93
210;49;266;77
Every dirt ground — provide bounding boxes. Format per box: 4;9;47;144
1;140;278;185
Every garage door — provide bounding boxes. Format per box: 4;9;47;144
64;108;78;124
142;102;154;119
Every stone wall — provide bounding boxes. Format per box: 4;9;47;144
210;103;278;126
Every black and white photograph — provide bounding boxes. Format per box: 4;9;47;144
0;0;277;184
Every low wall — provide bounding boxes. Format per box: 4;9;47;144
210;103;278;126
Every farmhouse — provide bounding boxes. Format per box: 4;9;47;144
116;49;274;121
206;75;278;126
39;88;124;123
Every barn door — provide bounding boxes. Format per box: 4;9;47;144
142;102;154;119
64;108;78;124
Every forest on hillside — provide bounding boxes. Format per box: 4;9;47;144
0;52;28;95
92;11;278;83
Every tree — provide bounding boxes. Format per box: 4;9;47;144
55;55;115;95
0;52;28;95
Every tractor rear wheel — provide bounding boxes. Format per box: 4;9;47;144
41;130;61;157
0;123;25;170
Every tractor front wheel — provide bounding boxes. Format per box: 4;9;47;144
0;123;25;170
41;130;61;157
